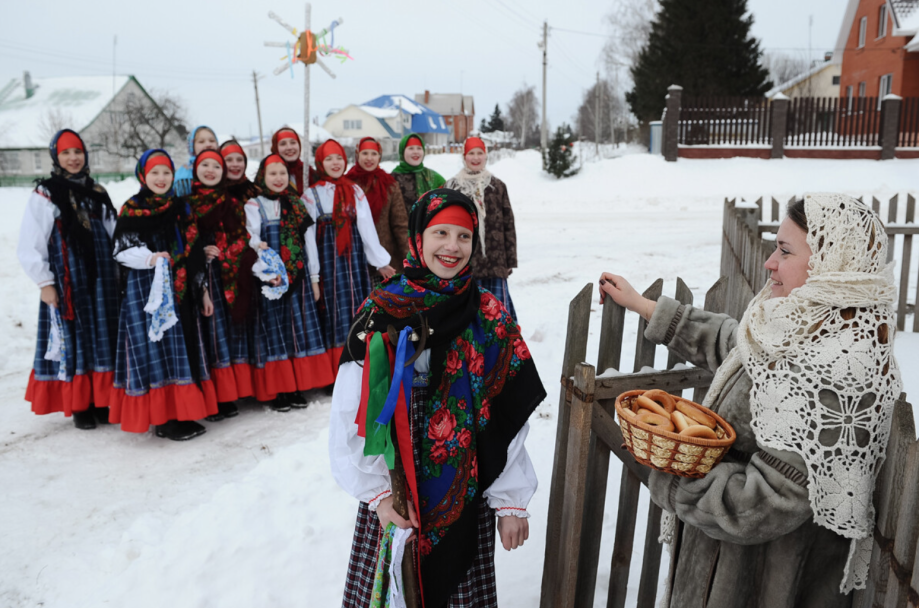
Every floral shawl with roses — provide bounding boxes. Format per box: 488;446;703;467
254;156;313;286
342;189;546;608
187;181;257;323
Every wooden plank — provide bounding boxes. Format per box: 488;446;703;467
886;403;919;608
634;280;663;373
574;430;611;608
558;363;598;608
771;197;780;222
597;297;626;375
592;400;651;484
898;194;914;331
540;283;593;608
595;364;714;401
607;468;642;608
637;502;664;608
863;395;917;605
889;194;899;265
873;196;881;216
666;278;694;371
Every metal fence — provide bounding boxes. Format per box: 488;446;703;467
677;96;772;146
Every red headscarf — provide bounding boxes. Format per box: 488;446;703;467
315;139;358;256
345;136;396;224
270;127;314;195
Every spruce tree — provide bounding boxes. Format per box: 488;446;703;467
486;103;505;132
626;0;772;123
544;124;579;179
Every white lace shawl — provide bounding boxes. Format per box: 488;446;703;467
667;193;901;594
445;167;492;255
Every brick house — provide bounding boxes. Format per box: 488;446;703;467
414;91;474;144
835;0;919;99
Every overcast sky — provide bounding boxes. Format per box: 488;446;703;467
1;0;844;141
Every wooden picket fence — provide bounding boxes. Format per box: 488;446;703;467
539;277;919;607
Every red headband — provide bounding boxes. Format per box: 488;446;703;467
144;154;173;177
316;140;347;169
195;150;224;170
57;131;84;153
220;144;244;159
464;137;486;156
405;136;423;148
429;206;474;232
276;129;299;142
265;154;286;167
358;138;382;153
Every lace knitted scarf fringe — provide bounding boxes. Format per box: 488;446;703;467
660;193;901;596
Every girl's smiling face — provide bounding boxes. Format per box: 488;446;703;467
422;223;473;279
265;162;290;193
223;153;246;180
404;145;424;167
464;148;486;171
145;164;174;195
57;147;85;174
322;153;346;179
764;217;812;298
277;136;300;162
196;158;223;187
358;149;381;171
193;129;218;155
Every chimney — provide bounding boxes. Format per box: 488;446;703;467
424;90;430;104
824;51;833;62
24;71;36;99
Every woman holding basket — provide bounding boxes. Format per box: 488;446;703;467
599;193;901;607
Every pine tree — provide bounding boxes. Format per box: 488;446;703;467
544;124;579;179
626;0;772;123
480;117;491;133
486;103;505;132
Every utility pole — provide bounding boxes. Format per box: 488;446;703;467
303;3;312;187
252;70;266;158
540;20;548;159
595;71;600;157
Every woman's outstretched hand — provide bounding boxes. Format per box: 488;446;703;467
598;272;657;320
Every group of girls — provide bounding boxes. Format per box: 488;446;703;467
20;125;521;444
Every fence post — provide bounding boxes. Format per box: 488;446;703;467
770;93;789;159
663;84;683;162
880;94;902;160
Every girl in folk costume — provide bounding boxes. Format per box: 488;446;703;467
346;136;410;280
245;155;334;410
445;137;519;322
599;194;902;607
186;149;256;420
221;139;260;202
303;139;395;369
270;127;316;196
18;129;120;430
330;189;545;608
111;150;217;441
391;133;446;217
174;125;218;197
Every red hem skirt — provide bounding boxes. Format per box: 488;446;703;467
25;369;116;416
109;380;218;433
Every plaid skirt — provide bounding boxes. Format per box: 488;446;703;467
476;279;517;324
316;218;372;349
202;264;233;369
341;383;498;608
250;220;293;370
32;218;119;381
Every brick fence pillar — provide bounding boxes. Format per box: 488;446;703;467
663;84;683;162
769;94;789;159
879;94;902;160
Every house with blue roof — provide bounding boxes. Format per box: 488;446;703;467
322;94;450;153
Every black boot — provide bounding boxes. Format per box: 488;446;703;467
270;394;291;412
155;420;206;441
92;405;111;425
287;391;309;409
205;409;226;422
218;401;239;418
72;409;96;430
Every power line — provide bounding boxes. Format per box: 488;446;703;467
494;0;540;28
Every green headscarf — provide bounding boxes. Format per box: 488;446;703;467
391;133;445;198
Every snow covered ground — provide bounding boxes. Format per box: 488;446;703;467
2;151;918;607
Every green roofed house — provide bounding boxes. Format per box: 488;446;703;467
0;72;186;185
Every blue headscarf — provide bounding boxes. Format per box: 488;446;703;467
174;125;215;196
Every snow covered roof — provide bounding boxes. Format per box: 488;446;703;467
765;62;838;98
463;95;475;116
361;95;449;134
891;0;919;32
415;92;466;116
0;75;133;148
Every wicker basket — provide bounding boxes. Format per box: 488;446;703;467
615;389;736;479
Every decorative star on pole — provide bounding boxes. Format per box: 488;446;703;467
264;11;351;79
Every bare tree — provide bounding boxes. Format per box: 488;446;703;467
574;78;630;143
601;0;659;82
100;89;188;162
37;107;75;143
505;84;540;148
763;52;811;90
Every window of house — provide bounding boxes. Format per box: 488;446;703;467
0;151;22;173
859;16;867;47
859;81;867;97
880;73;893;97
878;4;888;38
343;119;362;130
33;151;42;171
846;85;854;110
833;75;841;85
